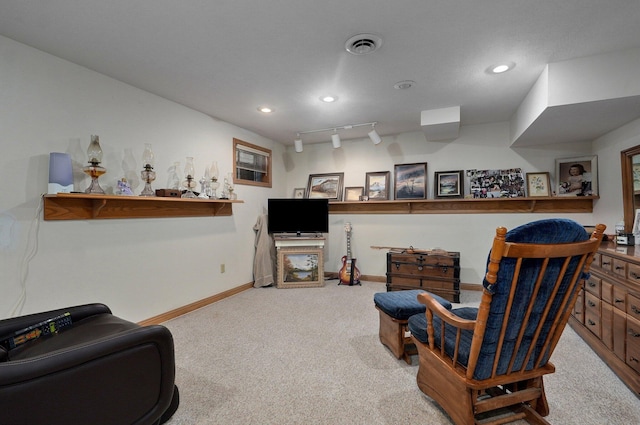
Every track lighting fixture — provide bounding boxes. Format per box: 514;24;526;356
331;131;341;148
368;124;382;145
293;121;379;152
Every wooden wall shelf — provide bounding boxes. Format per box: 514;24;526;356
43;193;243;220
329;196;597;215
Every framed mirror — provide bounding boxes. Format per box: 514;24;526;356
621;144;640;232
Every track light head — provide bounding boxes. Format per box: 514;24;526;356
294;137;303;153
331;132;341;148
368;127;382;145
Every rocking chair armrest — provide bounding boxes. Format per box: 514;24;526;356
416;292;476;330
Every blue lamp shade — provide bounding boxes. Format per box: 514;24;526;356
48;152;74;194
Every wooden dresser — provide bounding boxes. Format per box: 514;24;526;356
569;242;640;396
386;250;460;302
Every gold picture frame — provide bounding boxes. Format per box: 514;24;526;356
277;247;324;288
344;186;364;201
526;172;551;197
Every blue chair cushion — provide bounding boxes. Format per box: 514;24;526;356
409;219;590;381
408;307;479;359
374;290;452;320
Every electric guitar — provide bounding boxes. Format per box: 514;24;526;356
339;222;361;285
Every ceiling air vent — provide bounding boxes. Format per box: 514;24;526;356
345;34;383;55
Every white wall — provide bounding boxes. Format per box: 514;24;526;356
286;123;612;285
0;36;286;321
592;117;640;226
3;34;638;321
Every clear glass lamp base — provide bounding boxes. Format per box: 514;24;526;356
85;178;105;194
140;182;156;197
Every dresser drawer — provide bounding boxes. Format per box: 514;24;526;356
584;292;601;339
601;280;613;304
600;254;614;273
626;315;640;373
628;293;640;321
584;275;601;298
592;252;601;268
613;258;627;279
613;286;627;311
628;263;640;283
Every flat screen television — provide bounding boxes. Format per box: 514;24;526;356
267;198;329;235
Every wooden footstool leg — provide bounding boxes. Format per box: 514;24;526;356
377;309;414;364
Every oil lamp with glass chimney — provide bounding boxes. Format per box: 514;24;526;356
140;143;156;196
83;135;106;194
181;157;197;198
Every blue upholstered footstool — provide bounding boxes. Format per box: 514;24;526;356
374;289;452;364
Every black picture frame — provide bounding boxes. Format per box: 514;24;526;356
434;170;464;198
394;163;427;199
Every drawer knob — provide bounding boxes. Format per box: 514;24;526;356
631;272;640;280
588;319;596;326
588;281;596;287
603;261;611;266
631;357;640;363
632;306;640;315
588;300;596;307
628;329;640;338
616;265;624;270
615;298;624;304
418;266;423;271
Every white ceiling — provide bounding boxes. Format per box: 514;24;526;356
1;0;640;146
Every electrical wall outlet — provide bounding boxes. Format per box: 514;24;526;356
220;263;225;273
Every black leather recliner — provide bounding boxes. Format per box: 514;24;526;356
0;303;179;425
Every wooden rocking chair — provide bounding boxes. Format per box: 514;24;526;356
408;219;606;425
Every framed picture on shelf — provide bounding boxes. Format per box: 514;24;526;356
277;247;324;288
468;168;525;198
344;186;364;202
555;156;598;196
306;172;344;201
434;170;464;198
394;163;427;199
292;188;305;199
365;171;391;200
633;209;640;235
526;172;551;197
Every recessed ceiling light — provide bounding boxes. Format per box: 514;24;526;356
320;95;338;103
488;62;516;74
394;80;415;90
257;106;274;113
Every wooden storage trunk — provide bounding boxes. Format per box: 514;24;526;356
386;250;460;302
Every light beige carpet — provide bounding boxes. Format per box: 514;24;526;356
162;281;640;424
